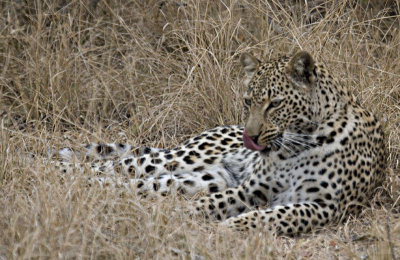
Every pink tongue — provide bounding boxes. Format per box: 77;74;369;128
243;130;266;151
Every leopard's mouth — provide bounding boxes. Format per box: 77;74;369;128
243;130;266;151
243;130;283;152
270;133;283;150
260;133;283;154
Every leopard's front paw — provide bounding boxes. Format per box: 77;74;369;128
189;197;231;221
221;216;251;231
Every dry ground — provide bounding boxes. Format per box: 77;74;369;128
0;0;399;259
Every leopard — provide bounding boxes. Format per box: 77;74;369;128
55;50;386;235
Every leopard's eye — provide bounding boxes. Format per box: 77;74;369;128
267;99;283;111
244;98;251;106
270;100;282;108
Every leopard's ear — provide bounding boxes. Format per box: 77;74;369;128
240;53;259;79
286;51;316;89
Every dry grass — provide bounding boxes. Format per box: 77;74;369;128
0;0;399;258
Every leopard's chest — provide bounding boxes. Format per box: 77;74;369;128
256;144;343;206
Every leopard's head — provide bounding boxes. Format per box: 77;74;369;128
240;51;318;152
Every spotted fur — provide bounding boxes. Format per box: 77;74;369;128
55;125;256;196
56;51;386;235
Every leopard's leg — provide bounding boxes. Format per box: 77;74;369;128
223;202;337;235
191;170;288;220
124;147;258;197
64;164;245;198
114;126;245;178
126;165;242;197
56;126;252;197
58;125;243;176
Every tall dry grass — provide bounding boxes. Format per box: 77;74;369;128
0;0;399;258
